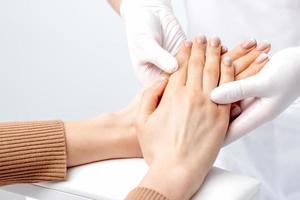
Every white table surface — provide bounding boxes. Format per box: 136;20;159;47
1;159;260;200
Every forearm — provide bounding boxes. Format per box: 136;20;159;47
107;0;122;14
65;112;141;167
0;111;140;186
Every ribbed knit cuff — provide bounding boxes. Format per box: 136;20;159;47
0;120;67;186
125;187;169;200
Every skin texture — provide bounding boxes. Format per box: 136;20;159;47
63;35;270;177
64;95;142;167
135;38;234;200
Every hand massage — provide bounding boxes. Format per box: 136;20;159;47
1;0;300;200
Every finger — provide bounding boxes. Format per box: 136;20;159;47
140;63;164;87
203;37;222;95
142;39;179;73
210;76;263;104
186;35;207;89
230;103;242;119
235;54;269;80
167;41;192;89
218;56;234;116
223;99;271;146
221;45;228;55
138;77;168;123
223;38;257;60
234;42;271;75
240;97;256;110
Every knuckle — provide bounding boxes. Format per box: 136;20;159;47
186;91;204;107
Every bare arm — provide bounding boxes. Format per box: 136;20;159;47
0;95;141;185
65;111;140;167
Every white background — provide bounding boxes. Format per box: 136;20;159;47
0;1;186;199
0;0;186;121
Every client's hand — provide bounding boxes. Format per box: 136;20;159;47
222;39;271;118
135;37;233;200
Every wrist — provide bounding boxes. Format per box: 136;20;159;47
65;112;140;167
139;162;204;200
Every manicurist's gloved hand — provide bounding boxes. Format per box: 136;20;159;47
210;47;300;145
120;0;186;85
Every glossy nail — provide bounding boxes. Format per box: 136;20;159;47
210;36;221;47
223;56;232;67
221;46;228;54
231;106;242;117
241;38;257;49
196;35;207;44
256;40;271;51
255;53;268;64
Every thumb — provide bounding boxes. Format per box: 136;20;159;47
142;39;179;73
138;77;168;123
210;76;263;104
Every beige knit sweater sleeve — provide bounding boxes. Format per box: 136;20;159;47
0;120;67;186
0;121;169;200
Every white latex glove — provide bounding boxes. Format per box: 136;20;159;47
120;0;186;85
210;47;300;145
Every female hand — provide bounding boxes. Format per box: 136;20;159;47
211;46;300;145
135;37;234;200
221;39;271;118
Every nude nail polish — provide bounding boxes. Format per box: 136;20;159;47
196;35;207;44
255;53;268;64
185;41;193;48
231;106;242;117
241;38;257;49
210;37;221;47
223;56;232;67
221;46;228;54
256;41;271;51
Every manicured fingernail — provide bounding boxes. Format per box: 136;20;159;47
231;106;242;117
221;46;228;53
241;38;256;49
210;36;221;47
256;40;271;51
159;76;168;83
184;41;193;48
196;35;207;44
255;53;268;64
223;56;232;67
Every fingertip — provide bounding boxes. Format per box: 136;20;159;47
156;55;179;73
184;41;193;48
210;88;224;103
221;45;228;54
176;40;192;66
222;56;233;67
195;35;207;45
209;36;221;47
166;58;179;73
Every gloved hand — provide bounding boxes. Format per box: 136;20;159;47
120;0;186;85
210;47;300;145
